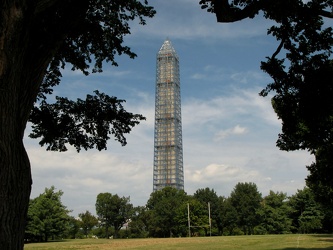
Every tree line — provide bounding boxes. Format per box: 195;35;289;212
25;183;333;242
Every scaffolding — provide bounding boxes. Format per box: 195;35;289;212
153;39;184;191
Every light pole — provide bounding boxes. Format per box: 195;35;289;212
208;202;211;236
187;203;191;237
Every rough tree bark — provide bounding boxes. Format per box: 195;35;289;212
0;1;87;249
1;3;35;249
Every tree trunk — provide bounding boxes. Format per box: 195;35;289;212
0;129;32;249
105;226;109;239
0;2;52;249
0;2;33;246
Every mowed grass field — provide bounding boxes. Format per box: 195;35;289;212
24;234;333;250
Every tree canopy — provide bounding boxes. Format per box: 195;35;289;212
229;182;262;235
25;186;71;242
193;188;222;235
200;0;333;205
78;211;98;238
257;191;292;234
95;192;133;238
146;187;188;237
288;187;324;233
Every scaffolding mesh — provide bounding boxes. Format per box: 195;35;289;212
153;39;184;191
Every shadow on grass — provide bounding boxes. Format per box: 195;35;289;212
313;236;333;242
280;235;333;250
25;239;73;244
310;234;333;245
281;248;333;250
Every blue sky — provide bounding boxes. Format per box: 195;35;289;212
25;0;313;215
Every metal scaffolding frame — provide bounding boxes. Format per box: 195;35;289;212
153;39;184;191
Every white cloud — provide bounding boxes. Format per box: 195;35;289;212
182;87;280;136
191;73;206;80
215;125;248;141
28;145;153;214
190;65;271;87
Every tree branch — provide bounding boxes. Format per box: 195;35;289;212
271;39;284;59
34;0;60;14
214;0;264;23
319;9;333;19
203;0;333;23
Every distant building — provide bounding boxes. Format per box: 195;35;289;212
153;39;184;191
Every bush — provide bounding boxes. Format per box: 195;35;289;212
254;226;267;235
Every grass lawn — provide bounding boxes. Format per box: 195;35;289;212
24;234;333;250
